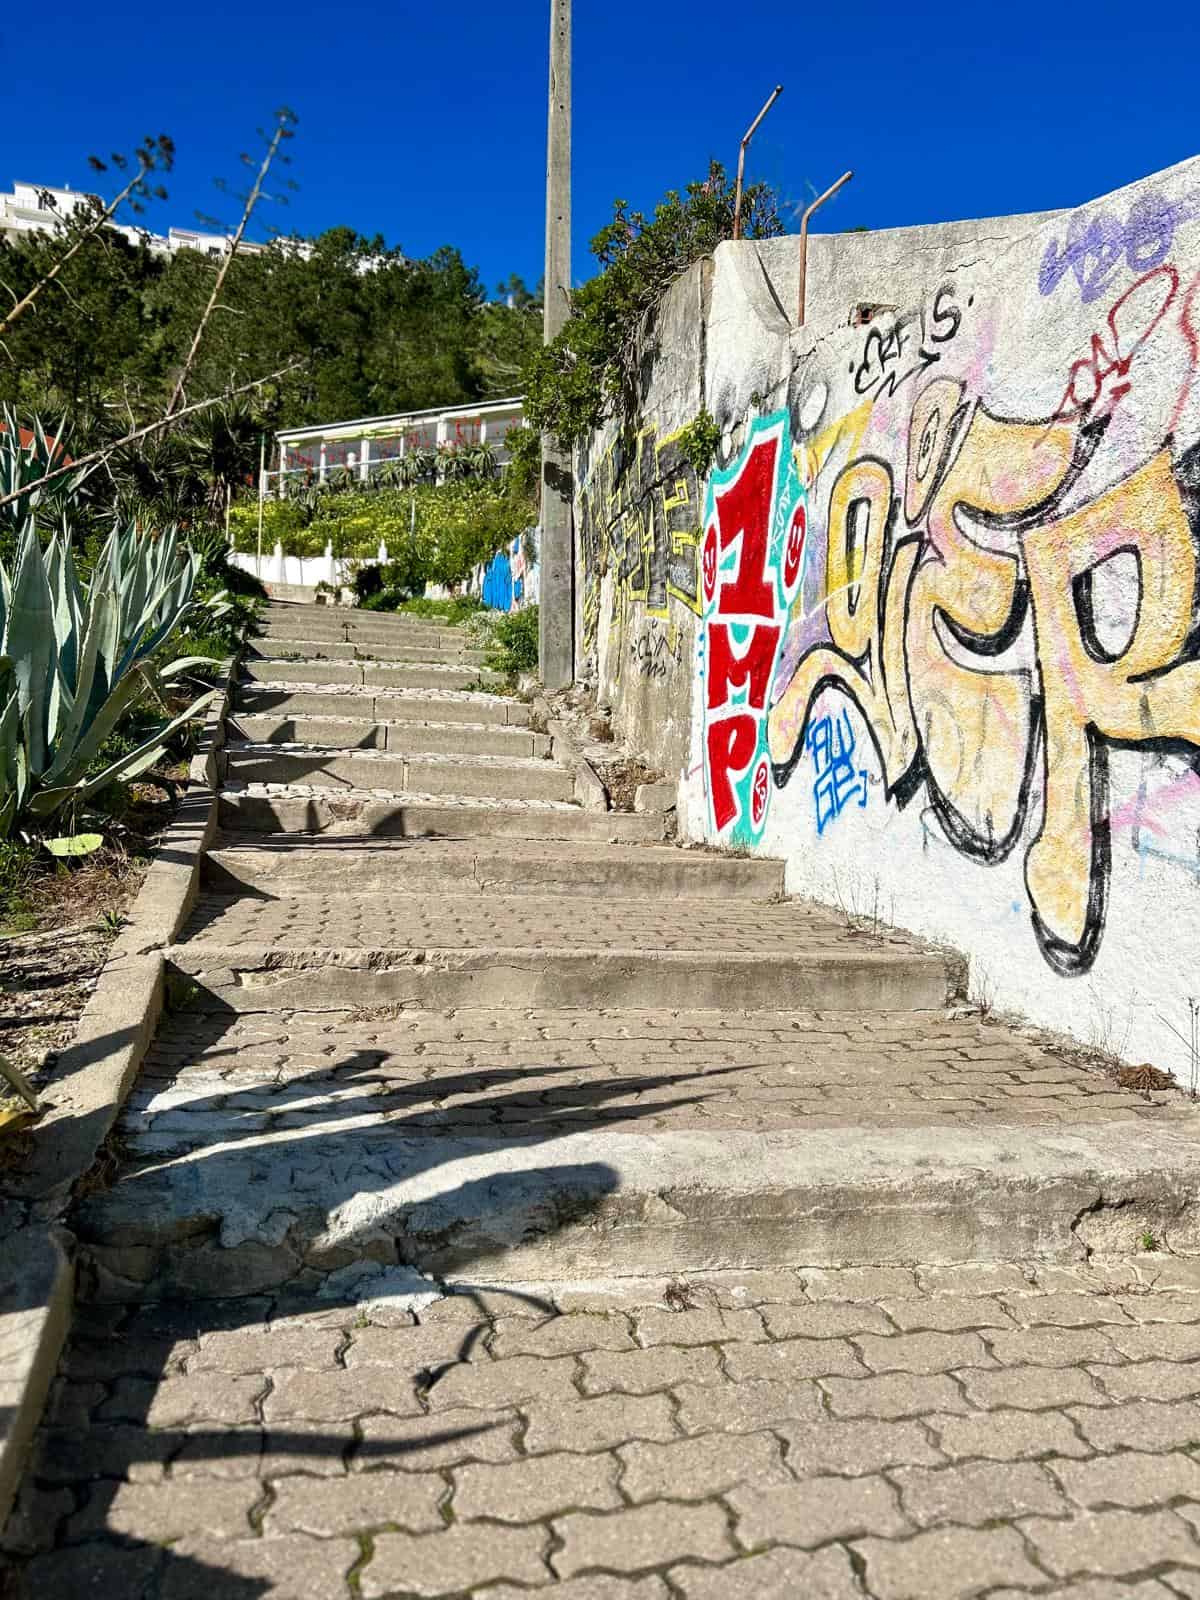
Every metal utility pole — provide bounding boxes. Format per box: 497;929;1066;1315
539;0;574;690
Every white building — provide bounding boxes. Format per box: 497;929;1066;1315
234;397;530;594
273;396;527;488
0;179;268;258
0;181;94;240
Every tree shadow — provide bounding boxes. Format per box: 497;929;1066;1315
4;1003;722;1597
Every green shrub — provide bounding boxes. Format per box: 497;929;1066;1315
181;524;265;658
0;837;40;932
230;482;533;595
523;162;782;449
394;595;485;625
228;497;306;554
352;562;385;601
484;605;539;681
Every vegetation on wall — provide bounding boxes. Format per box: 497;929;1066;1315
675;410;723;478
522;161;783;450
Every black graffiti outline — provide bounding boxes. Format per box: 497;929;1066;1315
851;285;965;403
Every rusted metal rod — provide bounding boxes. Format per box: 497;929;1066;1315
797;170;854;326
732;85;783;241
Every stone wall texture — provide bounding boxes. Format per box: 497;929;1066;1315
574;153;1200;1071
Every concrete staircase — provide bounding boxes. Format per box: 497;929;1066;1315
72;602;1200;1305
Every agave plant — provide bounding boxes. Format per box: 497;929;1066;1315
393;448;438;487
0;520;223;838
0;404;89;541
440;440;497;482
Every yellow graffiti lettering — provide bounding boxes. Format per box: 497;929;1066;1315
904;396;1076;856
1022;449;1200;967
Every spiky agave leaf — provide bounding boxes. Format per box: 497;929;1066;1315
0;492;218;832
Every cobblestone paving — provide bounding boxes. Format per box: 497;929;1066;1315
126;1008;1182;1150
10;1262;1200;1598
179;896;877;955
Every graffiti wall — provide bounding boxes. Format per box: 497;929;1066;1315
579;155;1200;1072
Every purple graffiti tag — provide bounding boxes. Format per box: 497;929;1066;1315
1039;189;1200;304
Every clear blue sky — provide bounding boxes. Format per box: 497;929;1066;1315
3;0;1197;297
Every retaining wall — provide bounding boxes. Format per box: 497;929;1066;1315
575;153;1200;1072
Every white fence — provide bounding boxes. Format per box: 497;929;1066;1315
231;532;538;611
229;542;386;591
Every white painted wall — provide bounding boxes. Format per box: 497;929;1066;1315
584;153;1200;1077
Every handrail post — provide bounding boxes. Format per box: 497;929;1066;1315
797;170;853;326
732;85;783;241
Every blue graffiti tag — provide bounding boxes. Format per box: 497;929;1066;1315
806;710;869;834
1039;188;1200;304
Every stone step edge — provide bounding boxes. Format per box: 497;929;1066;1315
215;790;668;842
236;687;525;719
73;1118;1200;1290
168;940;948;967
163;943;953;1013
188;888;800;911
247;646;487;663
219;782;581;811
206;833;780;862
240;667;504;687
239;684;515;701
226;743;560;773
244;658;495;672
257;609;466;623
230;713;538;734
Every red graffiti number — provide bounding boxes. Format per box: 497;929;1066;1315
712;436;780;618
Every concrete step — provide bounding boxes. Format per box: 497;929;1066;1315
255;615;459;637
242;659;503;693
218;784;663;842
74;1003;1198;1293
170;891;953;1012
224;745;575;803
231;713;550;759
256;608;471;644
203;836;786;899
237;685;531;727
168;945;951;1012
248;639;486;666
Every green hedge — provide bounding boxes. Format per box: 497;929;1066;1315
228;499;309;555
